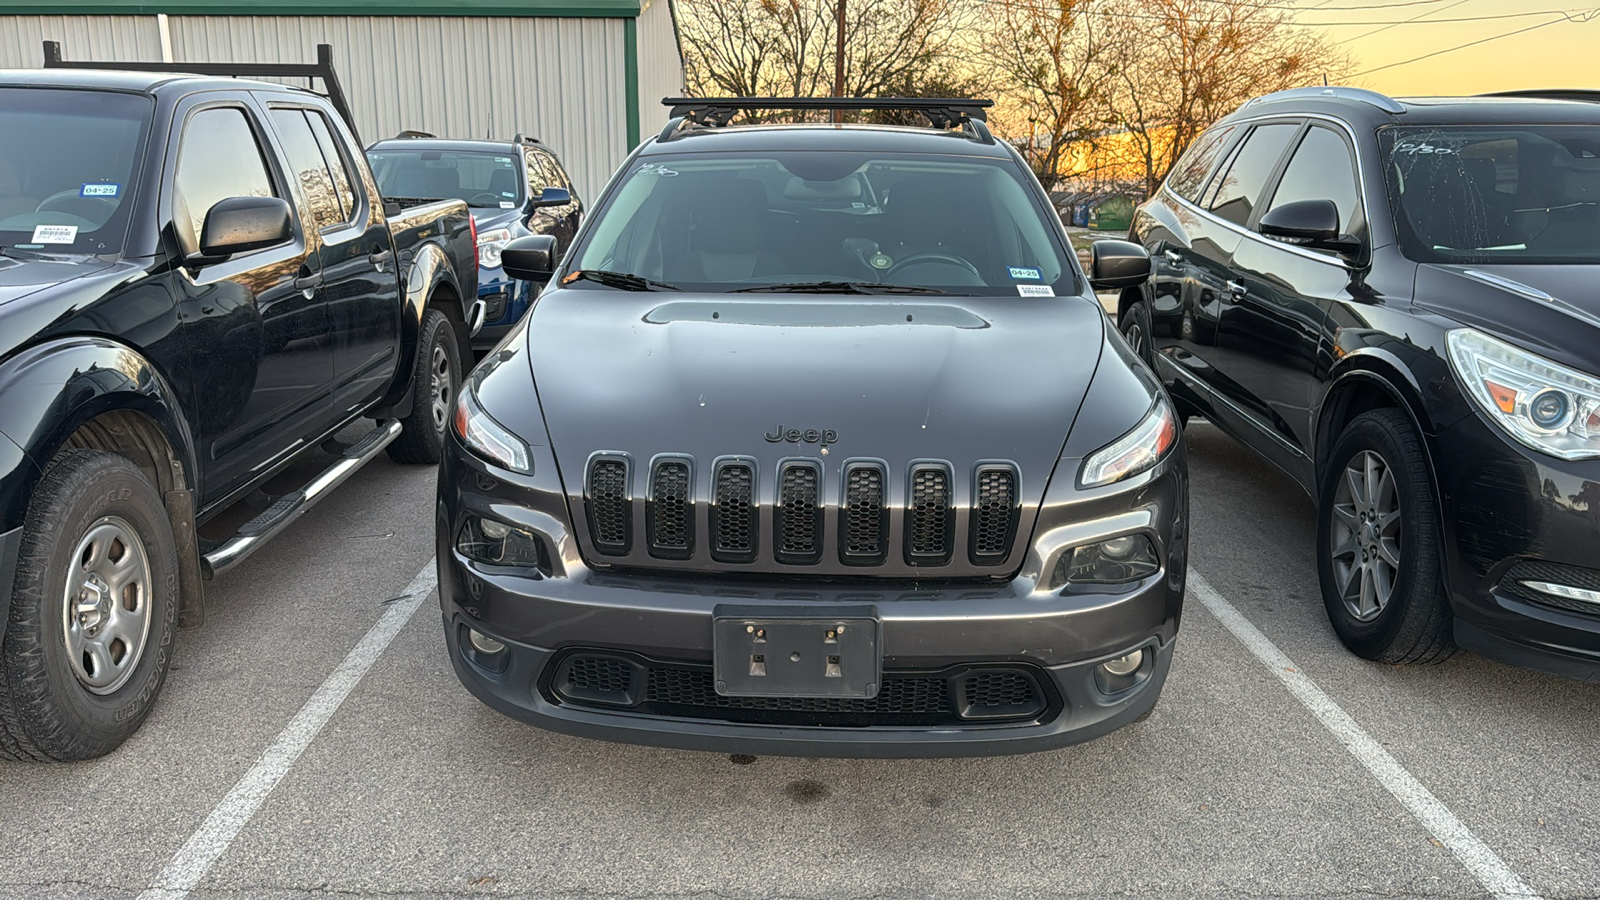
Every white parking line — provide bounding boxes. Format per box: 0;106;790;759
136;558;439;900
1189;570;1540;900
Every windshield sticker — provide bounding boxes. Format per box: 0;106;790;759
81;183;120;197
31;224;78;244
1008;266;1042;281
499;201;516;209
1394;140;1457;156
636;163;679;177
1017;284;1054;297
868;252;894;270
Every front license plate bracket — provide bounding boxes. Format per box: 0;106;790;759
712;605;880;699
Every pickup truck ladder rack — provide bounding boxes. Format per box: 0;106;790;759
41;40;362;145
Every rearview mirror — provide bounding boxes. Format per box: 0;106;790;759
1258;199;1362;256
199;196;292;257
532;187;571;209
1088;240;1153;291
501;234;557;282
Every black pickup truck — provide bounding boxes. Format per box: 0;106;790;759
0;52;478;761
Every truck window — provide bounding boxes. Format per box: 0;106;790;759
270;108;343;230
305;111;359;222
173;107;278;255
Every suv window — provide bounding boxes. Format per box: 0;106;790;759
270;108;343;230
1206;123;1299;226
174;107;278;254
1265;126;1361;234
1167;125;1237;203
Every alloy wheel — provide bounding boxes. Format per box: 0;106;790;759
429;344;453;433
1328;450;1402;622
62;516;153;694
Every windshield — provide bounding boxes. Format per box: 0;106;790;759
366;148;524;209
0;88;152;255
571;151;1075;295
1384;124;1600;264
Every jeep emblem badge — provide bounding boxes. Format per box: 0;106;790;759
764;425;838;445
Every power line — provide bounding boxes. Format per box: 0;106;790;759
973;0;1596;28
1352;8;1600;75
1335;0;1470;44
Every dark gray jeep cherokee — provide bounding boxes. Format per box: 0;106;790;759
435;98;1187;757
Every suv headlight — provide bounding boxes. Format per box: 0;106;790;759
477;227;513;270
453;357;532;473
1080;395;1178;487
1447;328;1600;460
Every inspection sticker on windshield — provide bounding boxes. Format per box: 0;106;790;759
1008;266;1042;280
499;201;516;208
31;224;78;244
1017;284;1054;297
81;183;119;197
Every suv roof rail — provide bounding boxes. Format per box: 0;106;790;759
513;132;544;145
42;39;363;144
393;129;435;139
1481;89;1600;103
657;96;995;144
1237;86;1406;116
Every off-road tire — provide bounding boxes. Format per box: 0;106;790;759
388;308;461;465
1316;409;1456;665
0;450;181;761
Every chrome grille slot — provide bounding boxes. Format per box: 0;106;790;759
586;456;631;555
840;461;887;565
970;465;1019;565
710;459;757;563
647;458;692;559
906;463;954;566
776;460;823;564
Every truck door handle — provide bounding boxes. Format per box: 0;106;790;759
294;271;323;295
1225;280;1247;301
368;248;393;271
1163;250;1182;264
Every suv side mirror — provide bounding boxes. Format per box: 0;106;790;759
199;196;292;257
532;187;571;209
501;234;558;282
1088;240;1153;291
1258;199;1362;256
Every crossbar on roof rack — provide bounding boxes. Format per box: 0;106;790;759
41;39;362;144
663;96;992;130
1483;89;1600;104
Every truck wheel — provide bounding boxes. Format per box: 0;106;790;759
388;308;461;465
1316;409;1455;665
0;450;180;761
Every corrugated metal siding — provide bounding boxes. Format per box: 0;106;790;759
0;15;162;69
635;0;683;138
168;16;629;200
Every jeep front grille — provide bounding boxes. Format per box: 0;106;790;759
711;459;757;563
841;461;887;565
907;463;954;565
647;458;692;559
776;461;823;564
970;465;1019;565
585;456;630;555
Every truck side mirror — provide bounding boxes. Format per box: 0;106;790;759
1088;240;1152;291
501;234;557;282
532;187;571;209
199;196;292;257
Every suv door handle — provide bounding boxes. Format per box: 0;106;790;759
1225;280;1247;301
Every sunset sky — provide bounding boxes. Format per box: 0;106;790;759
1301;0;1599;97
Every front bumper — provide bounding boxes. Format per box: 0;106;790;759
1436;411;1600;681
472;275;533;352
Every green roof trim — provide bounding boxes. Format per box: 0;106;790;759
624;15;639;152
0;0;640;15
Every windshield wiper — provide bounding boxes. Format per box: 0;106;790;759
563;269;681;292
0;245;56;261
731;281;949;295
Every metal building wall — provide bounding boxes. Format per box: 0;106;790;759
0;15;161;70
635;0;684;140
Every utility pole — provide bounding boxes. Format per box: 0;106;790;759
833;0;845;123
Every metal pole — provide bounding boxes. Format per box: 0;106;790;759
832;0;846;123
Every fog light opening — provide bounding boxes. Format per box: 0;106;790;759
468;629;506;655
1101;649;1144;677
1093;646;1152;696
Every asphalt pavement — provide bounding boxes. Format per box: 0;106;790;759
1;422;1596;900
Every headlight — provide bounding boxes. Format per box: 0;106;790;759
1447;328;1600;460
453;364;532;472
1051;534;1161;588
457;516;545;569
477;227;513;270
1079;395;1178;487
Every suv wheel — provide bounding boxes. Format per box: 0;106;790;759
1316;409;1455;665
0;450;180;761
388;308;462;465
1118;300;1155;368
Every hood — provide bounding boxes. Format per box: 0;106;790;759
1415;264;1600;372
0;254;116;308
525;290;1107;509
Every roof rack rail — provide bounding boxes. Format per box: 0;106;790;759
513;132;544;145
1237;86;1406;116
42;40;363;144
393;129;435;139
656;96;995;144
1482;89;1600;103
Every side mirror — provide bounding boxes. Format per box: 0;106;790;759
532;187;571;209
1258;199;1362;256
1088;239;1153;291
500;234;557;282
198;196;292;257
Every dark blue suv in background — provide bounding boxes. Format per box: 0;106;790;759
368;134;582;352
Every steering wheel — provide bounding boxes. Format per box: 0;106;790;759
885;251;982;280
37;190;116;214
468;192;506;207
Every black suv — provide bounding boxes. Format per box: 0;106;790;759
367;134;582;352
1126;86;1600;680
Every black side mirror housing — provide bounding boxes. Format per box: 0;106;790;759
198;196;292;257
501;234;558;282
1088;239;1153;291
1258;199;1363;257
532;187;571;209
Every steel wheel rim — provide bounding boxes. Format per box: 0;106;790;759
1329;450;1402;622
62;516;153;694
429;343;452;433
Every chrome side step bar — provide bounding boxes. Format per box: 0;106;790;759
201;419;402;577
